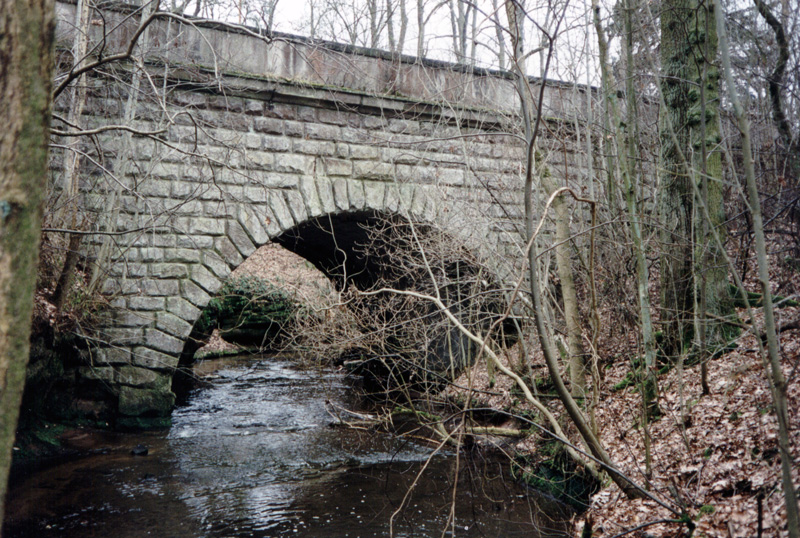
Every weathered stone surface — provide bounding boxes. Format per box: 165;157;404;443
332;177;349;210
238;205;274;243
78;365;116;383
227;220;257;257
348;181;366;209
316;177;337;214
119;386;176;417
155;312;194;339
298;176;323;217
166;297;202;322
127;296;165;311
150;263;188;279
323;157;352;177
254;117;284;134
354;161;394;181
144;328;185;355
268;191;294;229
140;279;180;296
93;347;131;366
202;250;232;279
364;181;385;208
115;310;153;328
103;328;145;347
116;366;172;390
214;236;245;267
181;280;212;308
190;264;222;294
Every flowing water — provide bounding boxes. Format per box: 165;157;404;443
5;355;570;537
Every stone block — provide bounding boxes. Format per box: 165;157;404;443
214;236;245;267
264;102;295;120
244;133;262;149
246;151;274;170
336;142;350;158
171;180;201;200
190;264;222;293
78;366;116;383
268;191;295;229
332;178;349;210
323;157;352;177
93;347;131;365
364;181;385;208
166;297;202;322
284;120;304;137
165;248;202;263
296;107;316;122
299;176;323;217
109;263;147;278
209;95;244;112
173;92;206;108
293;139;336;156
262;135;291;152
176;234;214;249
150;263;188;279
103;327;145;347
138;247;166;263
227;220;257;257
254;117;284;134
186;217;225;236
116;366;172;390
350;145;380;160
144;328;185;355
118;385;176;417
245;99;263;115
127;296;165;311
384;184;401;213
243;185;271;203
237;205;273;244
202;250;232;279
317;108;350;126
348;180;366;209
140;279;180;296
436;167;465;186
305;123;340;140
115;310;154;327
284;190;307;224
272;154;313;174
181;279;212;308
316;177;337;214
363;116;387;130
353;161;394;181
155;312;194;339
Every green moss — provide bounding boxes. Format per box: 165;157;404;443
199;275;298;347
696;504;716;519
511;452;600;511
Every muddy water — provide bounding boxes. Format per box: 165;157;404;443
5;356;570;537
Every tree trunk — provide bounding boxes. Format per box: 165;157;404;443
659;0;733;360
0;0;56;526
715;2;799;534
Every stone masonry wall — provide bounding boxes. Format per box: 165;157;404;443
49;1;591;423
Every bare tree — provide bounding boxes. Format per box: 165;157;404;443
0;0;56;525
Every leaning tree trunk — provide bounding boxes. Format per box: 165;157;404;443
0;0;56;528
659;0;733;360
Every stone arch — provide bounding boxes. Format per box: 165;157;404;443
89;179;501;426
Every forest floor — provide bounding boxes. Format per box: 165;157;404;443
446;305;799;538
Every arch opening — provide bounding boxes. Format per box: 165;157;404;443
173;210;513;404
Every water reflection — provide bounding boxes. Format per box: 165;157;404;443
5;356;570;537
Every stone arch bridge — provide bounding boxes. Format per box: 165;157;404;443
49;1;591;425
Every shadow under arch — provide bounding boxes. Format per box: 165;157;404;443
173;209;512;403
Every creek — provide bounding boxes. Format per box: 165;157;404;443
5;355;570;537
